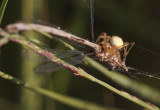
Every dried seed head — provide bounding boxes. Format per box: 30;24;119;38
110;36;123;47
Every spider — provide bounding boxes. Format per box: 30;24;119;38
95;33;135;71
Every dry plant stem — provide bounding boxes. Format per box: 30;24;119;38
6;22;101;51
5;34;159;110
0;71;109;110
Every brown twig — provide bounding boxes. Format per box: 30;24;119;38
6;22;101;52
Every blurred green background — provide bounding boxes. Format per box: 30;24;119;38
0;0;160;110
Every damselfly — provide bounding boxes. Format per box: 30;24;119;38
5;22;134;72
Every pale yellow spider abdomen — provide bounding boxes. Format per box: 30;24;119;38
110;36;123;47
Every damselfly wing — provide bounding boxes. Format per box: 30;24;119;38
22;47;90;73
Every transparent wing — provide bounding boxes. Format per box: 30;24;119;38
19;24;95;73
50;49;83;59
52;34;95;52
22;48;84;63
34;55;85;73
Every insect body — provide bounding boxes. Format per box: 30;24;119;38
95;33;135;71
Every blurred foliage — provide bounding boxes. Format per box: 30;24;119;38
0;0;160;110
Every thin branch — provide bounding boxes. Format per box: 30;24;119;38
6;22;100;51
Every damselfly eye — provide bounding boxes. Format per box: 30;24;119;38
110;36;123;47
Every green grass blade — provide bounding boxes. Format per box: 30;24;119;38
0;0;8;25
0;71;114;110
8;34;160;110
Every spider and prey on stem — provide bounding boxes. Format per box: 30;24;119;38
0;0;136;72
4;21;135;72
0;0;159;79
2;0;160;76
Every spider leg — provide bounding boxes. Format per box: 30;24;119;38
96;33;111;44
100;32;107;36
122;42;135;63
126;42;135;55
96;33;111;51
96;33;105;44
122;46;127;63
